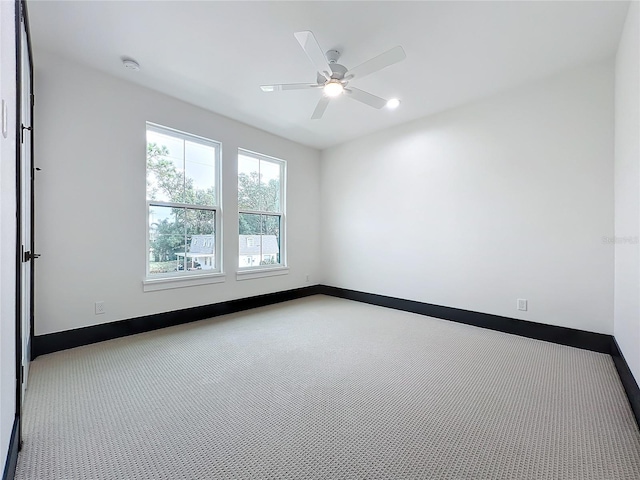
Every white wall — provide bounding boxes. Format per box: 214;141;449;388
1;0;17;472
34;51;321;335
321;61;615;334
614;2;640;381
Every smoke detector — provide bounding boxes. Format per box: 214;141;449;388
122;58;140;71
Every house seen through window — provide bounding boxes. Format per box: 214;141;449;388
146;123;221;278
238;150;285;269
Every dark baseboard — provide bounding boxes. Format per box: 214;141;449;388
32;285;322;359
317;285;612;354
34;284;614;358
611;338;640;428
2;417;19;480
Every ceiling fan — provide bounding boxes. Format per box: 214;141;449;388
261;31;406;120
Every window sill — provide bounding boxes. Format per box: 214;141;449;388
236;267;289;281
143;272;226;292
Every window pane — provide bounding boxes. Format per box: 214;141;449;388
238;154;282;213
147;130;185;203
185;141;216;207
260;160;281;213
147;130;183;161
185;208;216;270
238;154;260;210
263;214;280;239
239;212;262;236
238;213;280;267
148;205;186;275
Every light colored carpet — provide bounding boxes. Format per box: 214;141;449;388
15;295;640;479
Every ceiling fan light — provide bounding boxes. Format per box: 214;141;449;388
386;98;401;109
324;81;344;97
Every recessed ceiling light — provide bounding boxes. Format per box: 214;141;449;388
122;59;140;71
386;98;401;109
324;80;344;97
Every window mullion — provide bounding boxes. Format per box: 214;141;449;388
183;207;188;272
258;158;262;211
260;214;264;262
239;208;269;216
151;201;216;211
182;137;186;204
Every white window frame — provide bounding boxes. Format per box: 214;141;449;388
237;148;287;279
144;123;224;290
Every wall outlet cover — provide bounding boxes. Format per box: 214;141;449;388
95;301;105;315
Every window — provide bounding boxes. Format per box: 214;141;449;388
238;150;285;271
146;123;221;280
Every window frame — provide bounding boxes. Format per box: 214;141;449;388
237;148;286;274
144;122;223;285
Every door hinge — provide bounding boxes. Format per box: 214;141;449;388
31;93;35;107
20;124;32;143
22;250;40;262
20;365;24;384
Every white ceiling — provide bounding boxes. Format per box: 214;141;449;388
27;1;629;150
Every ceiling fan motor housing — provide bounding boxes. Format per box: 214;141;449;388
318;57;347;84
329;63;347;78
317;60;347;84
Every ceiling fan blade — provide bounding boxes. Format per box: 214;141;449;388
261;83;321;92
345;88;387;109
311;95;330;120
294;31;332;79
345;46;406;80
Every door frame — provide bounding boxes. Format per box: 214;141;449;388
24;0;34;361
14;0;35;447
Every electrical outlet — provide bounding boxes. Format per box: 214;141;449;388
95;301;105;315
517;299;528;311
